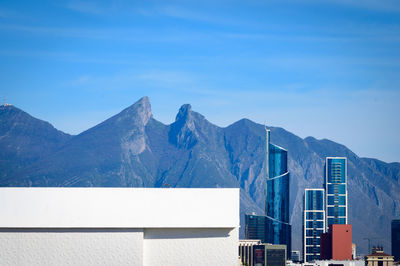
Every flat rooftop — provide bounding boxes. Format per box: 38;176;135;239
0;187;239;228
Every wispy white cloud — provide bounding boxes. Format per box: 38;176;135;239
0;7;19;18
324;0;400;13
64;69;203;93
256;55;400;70
0;48;145;65
2;21;399;47
63;1;229;24
154;6;231;25
65;1;107;15
0;24;114;39
0;23;219;43
133;4;254;27
63;0;130;15
265;0;400;13
0;49;77;58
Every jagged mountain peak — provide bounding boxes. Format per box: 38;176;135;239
169;103;218;149
69;97;154;158
169;104;198;149
116;96;152;126
80;96;152;137
175;103;206;123
175;103;192;121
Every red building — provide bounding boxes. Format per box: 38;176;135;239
320;224;352;260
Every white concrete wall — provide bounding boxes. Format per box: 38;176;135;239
0;188;238;228
143;228;238;266
0;188;239;266
0;229;143;266
314;260;365;266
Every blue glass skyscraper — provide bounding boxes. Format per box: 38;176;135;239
245;214;267;243
245;127;291;256
303;189;325;262
392;219;400;262
264;128;291;254
324;157;347;230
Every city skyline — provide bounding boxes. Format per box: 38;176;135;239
0;0;399;163
1;95;397;254
303;157;350;262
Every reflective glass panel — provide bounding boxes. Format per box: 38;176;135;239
328;195;346;205
306;212;324;220
327;184;346;194
305;190;324;211
327;218;346;226
306;221;324;228
306;229;323;237
306;238;320;245
328;207;346;217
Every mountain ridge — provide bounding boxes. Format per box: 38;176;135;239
0;97;398;254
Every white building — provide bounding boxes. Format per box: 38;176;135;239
0;187;239;266
300;260;365;266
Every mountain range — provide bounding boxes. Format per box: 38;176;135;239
1;96;399;255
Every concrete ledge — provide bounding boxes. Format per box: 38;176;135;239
0;187;239;228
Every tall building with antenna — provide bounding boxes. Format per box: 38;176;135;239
245;126;291;256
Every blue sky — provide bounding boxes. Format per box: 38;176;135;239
1;0;399;162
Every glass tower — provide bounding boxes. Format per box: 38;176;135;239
265;128;291;254
392;219;400;262
245;214;267;243
245;127;291;256
324;157;347;230
303;189;325;262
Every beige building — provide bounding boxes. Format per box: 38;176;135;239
239;239;262;266
365;250;394;266
352;243;357;259
238;241;286;266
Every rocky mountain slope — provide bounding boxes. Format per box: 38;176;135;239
0;105;72;182
0;97;398;255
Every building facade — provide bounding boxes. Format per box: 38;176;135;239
392;219;400;262
265;128;291;254
291;250;301;262
239;239;262;266
265;244;287;266
303;188;325;262
0;188;239;266
245;127;291;256
320;224;352;261
325;157;348;230
239;242;286;266
365;250;394;266
352;243;356;259
245;214;267;243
